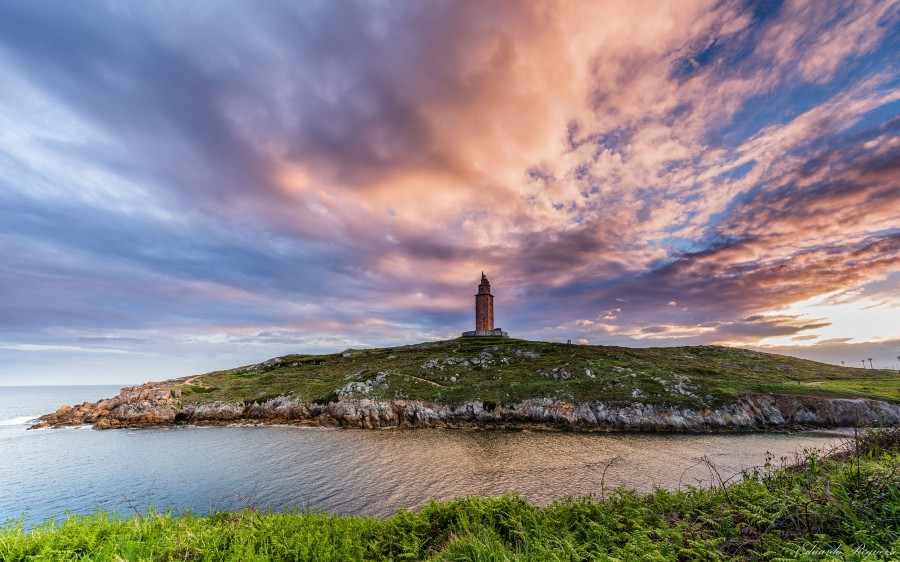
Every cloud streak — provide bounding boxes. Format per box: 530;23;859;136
0;0;897;383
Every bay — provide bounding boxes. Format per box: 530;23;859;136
0;386;851;527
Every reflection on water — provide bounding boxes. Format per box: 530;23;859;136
2;422;850;525
0;386;851;525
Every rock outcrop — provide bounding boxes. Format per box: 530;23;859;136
31;388;900;432
32;384;179;429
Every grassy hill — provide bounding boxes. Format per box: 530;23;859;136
170;338;899;408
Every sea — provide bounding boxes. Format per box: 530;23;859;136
0;385;854;527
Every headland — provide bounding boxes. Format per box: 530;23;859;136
32;338;900;432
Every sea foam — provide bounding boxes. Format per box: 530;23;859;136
0;415;37;426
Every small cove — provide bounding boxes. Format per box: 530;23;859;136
1;386;852;526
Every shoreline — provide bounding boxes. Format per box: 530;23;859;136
30;383;900;433
28;419;868;438
7;428;900;559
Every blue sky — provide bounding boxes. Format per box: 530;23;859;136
0;0;898;384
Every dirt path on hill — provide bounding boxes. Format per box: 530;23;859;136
402;374;444;387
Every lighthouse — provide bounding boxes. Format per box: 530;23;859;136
462;273;509;338
475;272;493;332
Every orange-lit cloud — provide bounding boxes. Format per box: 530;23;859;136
0;0;897;383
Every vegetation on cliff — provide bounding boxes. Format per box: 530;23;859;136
4;429;899;561
173;338;897;408
33;338;899;431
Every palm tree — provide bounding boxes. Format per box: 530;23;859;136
862;359;867;368
868;358;874;369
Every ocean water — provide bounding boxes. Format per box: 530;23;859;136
0;386;852;526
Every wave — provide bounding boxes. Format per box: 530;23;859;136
0;415;38;426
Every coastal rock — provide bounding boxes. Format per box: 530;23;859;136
94;418;121;430
182;401;245;421
108;385;177;426
31;388;900;432
32;383;178;429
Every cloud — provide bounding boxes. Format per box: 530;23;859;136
0;344;143;355
790;335;819;341
0;1;897;381
820;338;855;344
753;337;900;369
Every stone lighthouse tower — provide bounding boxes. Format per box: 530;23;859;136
462;272;509;338
475;272;494;332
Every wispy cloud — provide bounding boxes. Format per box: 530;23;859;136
0;0;897;383
0;344;144;355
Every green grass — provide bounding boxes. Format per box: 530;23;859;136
4;429;900;561
168;338;900;410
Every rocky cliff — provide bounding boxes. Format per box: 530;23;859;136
32;384;900;432
32;384;179;429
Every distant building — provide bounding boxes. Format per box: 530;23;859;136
462;272;509;338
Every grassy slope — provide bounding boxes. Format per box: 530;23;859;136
170;338;899;409
4;430;899;561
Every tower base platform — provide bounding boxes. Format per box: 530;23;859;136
461;328;509;338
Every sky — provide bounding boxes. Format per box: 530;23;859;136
1;0;898;385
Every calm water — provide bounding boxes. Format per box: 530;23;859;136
1;386;852;526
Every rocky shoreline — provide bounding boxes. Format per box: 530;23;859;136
30;383;900;432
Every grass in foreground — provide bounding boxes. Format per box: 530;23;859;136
3;430;900;561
